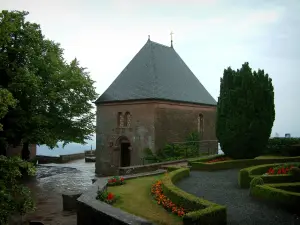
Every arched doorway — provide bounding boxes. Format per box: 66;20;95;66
116;136;131;167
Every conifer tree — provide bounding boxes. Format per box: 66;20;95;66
216;62;275;159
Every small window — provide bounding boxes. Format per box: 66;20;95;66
117;112;123;127
198;114;204;135
124;112;131;127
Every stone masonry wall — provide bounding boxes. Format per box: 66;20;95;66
95;102;156;176
6;144;37;159
96;100;217;176
154;102;217;152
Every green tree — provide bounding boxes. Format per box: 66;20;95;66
0;156;36;224
0;10;97;157
0;89;17;156
216;62;275;159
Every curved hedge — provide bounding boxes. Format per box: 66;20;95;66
189;156;300;172
161;168;226;225
238;163;300;188
250;182;300;212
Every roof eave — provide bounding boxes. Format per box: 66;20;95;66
94;98;217;107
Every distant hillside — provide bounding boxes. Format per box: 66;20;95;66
37;136;95;156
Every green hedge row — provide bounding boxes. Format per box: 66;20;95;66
264;137;300;156
161;168;227;225
238;163;300;188
189;156;300;172
250;182;300;211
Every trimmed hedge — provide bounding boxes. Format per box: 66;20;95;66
250;182;300;212
189;156;300;172
264;138;300;156
161;168;227;225
238;163;300;188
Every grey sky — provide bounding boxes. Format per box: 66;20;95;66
2;0;300;137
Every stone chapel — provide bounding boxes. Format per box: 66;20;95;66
95;37;217;175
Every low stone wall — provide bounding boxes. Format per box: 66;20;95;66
77;170;166;225
60;153;85;163
36;152;85;164
85;150;96;157
36;155;61;164
118;159;187;175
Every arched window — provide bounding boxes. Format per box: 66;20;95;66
124;112;131;127
117;112;123;127
198;114;204;135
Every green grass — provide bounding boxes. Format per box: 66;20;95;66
107;175;183;225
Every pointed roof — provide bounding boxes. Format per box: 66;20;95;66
95;39;217;106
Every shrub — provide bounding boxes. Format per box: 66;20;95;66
291;167;300;178
216;62;275;159
0;156;36;224
264;138;300;156
250;183;300;212
107;176;125;186
96;188;117;204
250;177;264;188
144;132;202;163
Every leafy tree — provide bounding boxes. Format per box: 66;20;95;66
0;89;17;131
0;156;36;224
0;10;97;158
216;62;275;159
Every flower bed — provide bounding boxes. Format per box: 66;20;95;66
206;157;231;163
239;162;300;188
151;180;186;217
96;188;118;204
161;168;227;224
107;176;125;186
264;163;300;176
191;155;300;172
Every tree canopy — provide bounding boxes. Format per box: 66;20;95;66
216;62;275;159
0;10;98;156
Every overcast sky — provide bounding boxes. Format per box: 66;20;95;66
2;0;300;138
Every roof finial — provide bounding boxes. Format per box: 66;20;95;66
170;31;174;48
148;35;150;40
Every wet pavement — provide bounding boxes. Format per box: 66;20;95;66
18;159;96;225
34;159;96;193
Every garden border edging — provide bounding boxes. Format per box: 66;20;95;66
238;163;300;188
189;156;300;172
250;182;300;213
161;168;227;225
77;170;167;225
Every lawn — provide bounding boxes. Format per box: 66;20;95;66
107;175;183;225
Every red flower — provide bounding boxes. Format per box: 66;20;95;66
107;192;114;200
268;167;274;175
120;177;124;181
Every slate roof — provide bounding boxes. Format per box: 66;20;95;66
95;39;217;106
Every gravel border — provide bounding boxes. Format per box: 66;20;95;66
176;169;298;225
